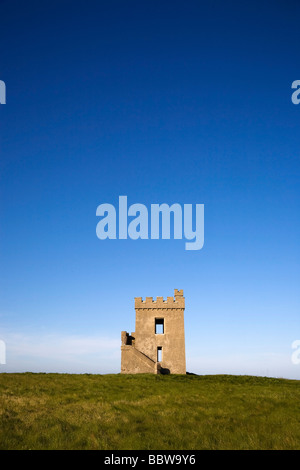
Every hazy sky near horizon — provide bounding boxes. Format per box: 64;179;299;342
0;0;300;378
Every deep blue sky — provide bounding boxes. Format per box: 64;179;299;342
0;0;299;377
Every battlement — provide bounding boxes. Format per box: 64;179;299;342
174;289;183;297
135;289;185;309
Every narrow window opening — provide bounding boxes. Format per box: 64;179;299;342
155;318;164;334
157;347;162;362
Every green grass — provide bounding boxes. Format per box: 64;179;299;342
0;373;299;450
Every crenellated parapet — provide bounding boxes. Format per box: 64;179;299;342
135;289;185;309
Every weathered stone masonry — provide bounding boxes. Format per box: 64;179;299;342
121;289;186;374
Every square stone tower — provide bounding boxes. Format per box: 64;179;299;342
121;289;186;374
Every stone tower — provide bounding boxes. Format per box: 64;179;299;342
121;289;186;374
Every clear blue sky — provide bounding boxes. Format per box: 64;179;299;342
0;0;299;378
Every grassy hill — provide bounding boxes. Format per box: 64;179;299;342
0;373;299;450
